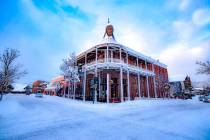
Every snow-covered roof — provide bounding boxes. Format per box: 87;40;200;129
13;83;28;92
120;44;167;68
77;23;167;68
51;75;64;83
77;39;167;68
101;37;117;44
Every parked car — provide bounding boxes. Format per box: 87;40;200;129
35;93;43;98
203;95;210;103
198;95;205;101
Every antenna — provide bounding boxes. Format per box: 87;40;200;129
108;18;110;24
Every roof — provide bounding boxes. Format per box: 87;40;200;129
51;75;65;84
77;38;167;68
13;83;28;92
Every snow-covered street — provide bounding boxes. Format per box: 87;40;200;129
0;94;210;140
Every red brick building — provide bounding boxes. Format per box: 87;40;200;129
75;22;169;103
32;80;48;93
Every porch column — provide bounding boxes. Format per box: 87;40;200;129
83;53;87;101
145;61;150;98
127;70;130;101
83;71;86;101
106;73;110;103
152;64;157;98
137;57;141;98
146;75;150;98
137;73;141;98
94;47;98;103
126;51;130;101
94;66;97;103
99;72;101;98
120;67;124;102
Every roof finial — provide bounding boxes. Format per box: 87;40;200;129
103;18;115;40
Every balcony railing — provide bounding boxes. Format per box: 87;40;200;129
82;58;154;75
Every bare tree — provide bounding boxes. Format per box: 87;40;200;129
156;74;169;98
0;48;27;93
196;61;210;75
60;52;80;99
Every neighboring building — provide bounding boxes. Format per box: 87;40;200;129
74;21;168;103
44;75;65;96
169;81;184;96
24;85;32;95
12;83;26;93
44;75;82;98
169;76;194;98
32;80;48;93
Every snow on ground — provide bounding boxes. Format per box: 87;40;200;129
0;94;210;140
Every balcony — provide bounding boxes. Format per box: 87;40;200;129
82;58;154;76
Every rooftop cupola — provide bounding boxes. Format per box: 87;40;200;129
103;18;115;40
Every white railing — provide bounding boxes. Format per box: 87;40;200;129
82;58;153;75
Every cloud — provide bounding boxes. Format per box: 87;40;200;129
172;20;196;41
179;0;191;11
0;0;96;83
192;8;210;26
165;7;210;81
159;40;210;81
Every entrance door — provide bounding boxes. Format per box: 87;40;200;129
123;79;127;99
111;78;118;98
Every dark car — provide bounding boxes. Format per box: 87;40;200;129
203;95;210;103
198;95;205;101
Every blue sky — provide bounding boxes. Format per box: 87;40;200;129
0;0;210;84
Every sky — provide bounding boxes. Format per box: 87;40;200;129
0;0;210;84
